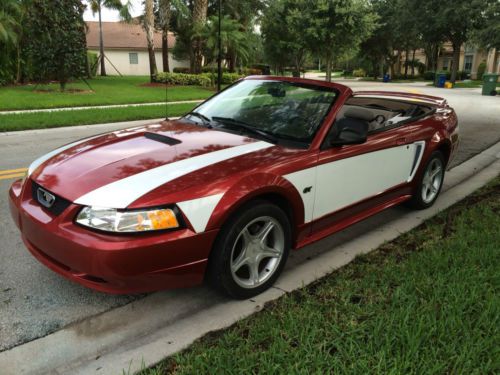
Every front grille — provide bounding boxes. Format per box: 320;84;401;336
31;180;72;216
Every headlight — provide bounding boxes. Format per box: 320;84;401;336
76;206;180;233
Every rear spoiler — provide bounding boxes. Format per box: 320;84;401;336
353;91;448;107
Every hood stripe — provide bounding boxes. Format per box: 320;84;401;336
28;135;101;176
74;141;273;208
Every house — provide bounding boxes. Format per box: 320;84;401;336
397;42;500;79
86;21;190;75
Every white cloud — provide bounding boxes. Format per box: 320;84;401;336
83;0;143;22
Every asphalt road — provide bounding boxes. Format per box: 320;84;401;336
0;82;499;352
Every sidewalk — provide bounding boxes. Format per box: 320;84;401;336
0;100;203;116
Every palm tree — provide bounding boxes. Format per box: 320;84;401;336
88;0;131;76
191;0;208;73
0;0;20;45
203;15;251;73
144;0;157;81
158;0;170;73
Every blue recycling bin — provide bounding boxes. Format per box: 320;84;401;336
436;73;446;88
383;74;390;82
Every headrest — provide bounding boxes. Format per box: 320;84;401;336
343;106;373;121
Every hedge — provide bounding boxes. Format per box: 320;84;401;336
155;72;245;86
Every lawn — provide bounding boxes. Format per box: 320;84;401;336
0;76;214;111
0;102;198;131
143;177;500;374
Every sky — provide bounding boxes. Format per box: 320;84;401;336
83;0;143;22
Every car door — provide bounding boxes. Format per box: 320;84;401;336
311;119;421;234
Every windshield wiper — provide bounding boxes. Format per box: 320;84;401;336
211;116;278;144
186;111;213;128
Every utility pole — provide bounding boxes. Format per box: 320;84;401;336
217;0;222;92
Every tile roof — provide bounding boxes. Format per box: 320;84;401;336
86;21;176;50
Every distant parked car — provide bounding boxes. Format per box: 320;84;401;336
9;77;459;299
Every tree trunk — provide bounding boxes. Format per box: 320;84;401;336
98;5;106;76
162;33;170;73
160;0;170;73
450;41;461;83
325;57;332;82
394;50;401;77
192;0;208;74
411;48;416;76
145;0;158;82
434;46;439;72
404;49;409;78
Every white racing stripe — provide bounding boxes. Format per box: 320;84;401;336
28;135;102;176
177;193;224;233
75;141;273;209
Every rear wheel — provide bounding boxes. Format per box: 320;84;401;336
409;151;445;209
207;201;291;299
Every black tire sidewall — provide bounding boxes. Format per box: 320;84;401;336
410;150;445;209
207;201;291;299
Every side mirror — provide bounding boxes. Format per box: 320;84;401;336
330;124;367;146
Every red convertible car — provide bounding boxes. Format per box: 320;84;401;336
9;77;459;298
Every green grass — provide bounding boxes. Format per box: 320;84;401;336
0;76;214;111
0;102;198;131
142;177;500;374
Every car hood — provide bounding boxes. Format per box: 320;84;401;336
30;120;276;208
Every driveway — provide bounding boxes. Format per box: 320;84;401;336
0;82;499;352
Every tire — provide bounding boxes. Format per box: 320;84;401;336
408;150;445;209
207;200;291;299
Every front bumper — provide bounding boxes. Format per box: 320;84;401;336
9;179;219;294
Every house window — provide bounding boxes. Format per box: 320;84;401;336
464;55;473;72
129;53;138;65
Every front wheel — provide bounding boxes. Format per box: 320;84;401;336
409;150;445;209
207;201;291;299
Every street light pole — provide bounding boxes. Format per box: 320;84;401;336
217;0;222;92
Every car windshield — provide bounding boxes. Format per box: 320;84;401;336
188;79;338;146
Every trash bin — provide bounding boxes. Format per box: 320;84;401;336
435;72;446;88
383;74;390;82
482;73;498;96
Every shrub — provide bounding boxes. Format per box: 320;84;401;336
202;72;245;84
353;68;366;77
239;67;263;75
201;66;229;74
156;72;211;86
455;70;470;80
87;52;98;77
172;67;190;74
477;61;486;80
423;71;435;80
250;64;271;75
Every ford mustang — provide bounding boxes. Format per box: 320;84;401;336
9;77;459;299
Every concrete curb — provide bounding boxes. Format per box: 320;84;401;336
0;118;181;137
1;141;499;375
0;100;203;116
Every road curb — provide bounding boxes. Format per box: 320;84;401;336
1;141;499;375
0;100;203;116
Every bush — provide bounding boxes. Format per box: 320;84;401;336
87;52;98;77
156;72;211;86
239;67;263;75
155;72;245;86
423;71;435;80
353;68;366;77
202;72;245;84
172;67;190;74
455;70;470;80
477;61;486;80
201;66;229;74
250;64;271;75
